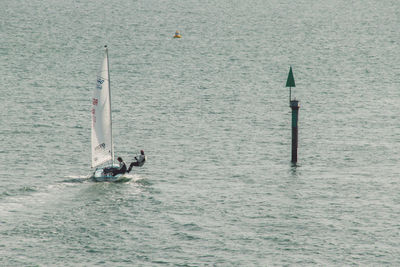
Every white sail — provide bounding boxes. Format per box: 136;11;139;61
91;46;114;168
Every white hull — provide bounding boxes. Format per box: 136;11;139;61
92;173;125;182
91;164;128;182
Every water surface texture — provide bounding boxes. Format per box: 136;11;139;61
1;0;400;265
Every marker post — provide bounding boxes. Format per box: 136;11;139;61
286;66;299;164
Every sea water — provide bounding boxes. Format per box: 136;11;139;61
1;0;399;265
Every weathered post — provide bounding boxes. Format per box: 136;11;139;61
286;66;299;164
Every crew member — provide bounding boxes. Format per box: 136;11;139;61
104;157;127;176
127;150;146;172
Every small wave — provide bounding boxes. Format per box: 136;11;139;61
135;179;151;186
1;186;38;197
0;191;12;198
173;231;201;241
60;178;90;184
18;186;38;193
0;186;39;204
112;177;132;183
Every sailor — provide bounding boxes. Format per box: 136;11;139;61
127;150;146;172
110;157;127;176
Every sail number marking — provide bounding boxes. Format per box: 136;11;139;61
95;143;106;151
97;78;104;90
92;98;98;126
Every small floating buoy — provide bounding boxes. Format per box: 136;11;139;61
173;30;181;38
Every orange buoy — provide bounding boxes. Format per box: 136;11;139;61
173;30;181;38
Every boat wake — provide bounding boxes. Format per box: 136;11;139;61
126;173;151;186
60;175;92;184
60;173;148;185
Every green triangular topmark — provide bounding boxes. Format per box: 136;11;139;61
286;66;296;87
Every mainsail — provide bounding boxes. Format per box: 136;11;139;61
91;46;114;168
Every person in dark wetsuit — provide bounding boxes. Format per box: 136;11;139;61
105;157;127;176
115;157;127;175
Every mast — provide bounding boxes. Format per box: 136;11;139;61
105;45;115;164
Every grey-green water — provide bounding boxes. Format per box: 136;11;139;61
1;0;400;265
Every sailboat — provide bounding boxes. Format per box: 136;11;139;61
90;45;126;182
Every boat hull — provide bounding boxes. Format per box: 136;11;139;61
91;165;128;182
